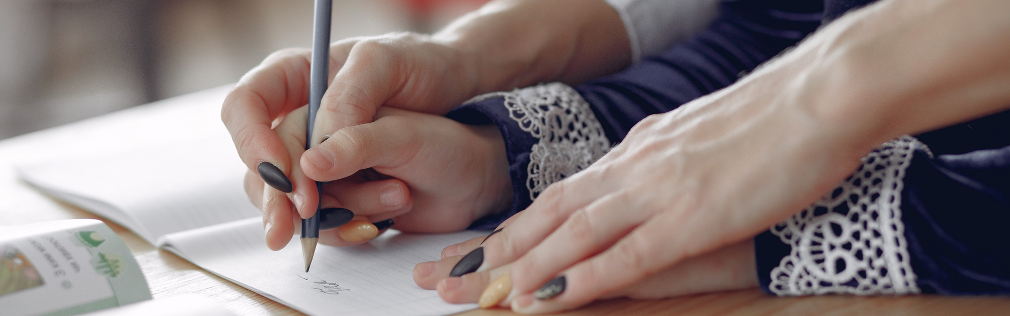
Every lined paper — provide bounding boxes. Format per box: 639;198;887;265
160;218;484;316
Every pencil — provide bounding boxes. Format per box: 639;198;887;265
303;0;332;273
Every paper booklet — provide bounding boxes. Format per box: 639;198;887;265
16;86;483;316
1;219;151;316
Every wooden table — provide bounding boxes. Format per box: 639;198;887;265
2;87;1008;315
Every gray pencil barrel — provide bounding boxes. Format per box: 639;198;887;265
303;0;331;241
307;0;332;148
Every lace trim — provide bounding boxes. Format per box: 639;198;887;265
465;83;611;200
769;135;930;296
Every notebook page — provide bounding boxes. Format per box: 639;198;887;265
17;139;258;244
160;218;484;316
15;86;260;244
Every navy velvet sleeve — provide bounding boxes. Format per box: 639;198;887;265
902;111;1010;295
755;110;1010;295
448;0;824;229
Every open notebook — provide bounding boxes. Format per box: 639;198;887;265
16;86;483;315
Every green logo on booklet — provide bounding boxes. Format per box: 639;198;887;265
77;231;106;247
92;252;125;278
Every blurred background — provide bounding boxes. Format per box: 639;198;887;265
0;0;488;140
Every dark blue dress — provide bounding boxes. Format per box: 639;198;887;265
447;0;1010;296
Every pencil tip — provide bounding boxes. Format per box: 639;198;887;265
302;237;318;273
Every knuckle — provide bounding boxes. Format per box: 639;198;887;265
333;127;363;151
331;128;367;165
264;47;308;63
539;180;567;210
323;83;373;121
351;38;395;61
232;124;261;161
498;230;522;263
564;209;595;244
589;162;616;183
628;114;662;136
613;234;654;274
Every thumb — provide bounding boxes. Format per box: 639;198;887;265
309;40;401;147
300;109;419;181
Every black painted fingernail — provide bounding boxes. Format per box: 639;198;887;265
481;227;503;245
534;276;566;300
449;247;483;277
257;162;293;193
319;208;355;230
372;218;395;230
320;135;330;145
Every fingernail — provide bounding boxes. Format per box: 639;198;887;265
417;261;437;278
257;162;293;193
372;218;395;230
380;185;404;208
303;148;334;172
443;244;461;257
534;276;566;300
319;208;355;230
442;277;463;291
449;247;483;277
337;220;379;242
320;135;330;145
481;227;504;245
264;220;274;235
511;295;534;310
292;193;305;213
479;272;512;309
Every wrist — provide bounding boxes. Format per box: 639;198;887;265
796;0;1010;154
766;1;905;161
434;0;630;95
473;123;514;219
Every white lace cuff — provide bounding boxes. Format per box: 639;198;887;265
465;83;611;200
768;136;931;296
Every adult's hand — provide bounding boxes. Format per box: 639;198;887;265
427;0;1010;312
221;0;630;222
414;234;758;306
243;107;514;250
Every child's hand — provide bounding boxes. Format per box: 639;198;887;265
223;35;483;226
244;106;513;249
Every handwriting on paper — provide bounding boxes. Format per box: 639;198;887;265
298;274;350;295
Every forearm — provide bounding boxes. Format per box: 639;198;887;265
805;0;1010;152
433;0;631;94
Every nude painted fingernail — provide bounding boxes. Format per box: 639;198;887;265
257;162;293;193
417;261;437;278
337;220;379;242
303;148;334;172
443;244;461;257
511;295;534;310
380;185;404;208
534;276;566;300
449;247;483;277
264;220;274;235
479;272;512;309
319;208;355;230
443;277;463;291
